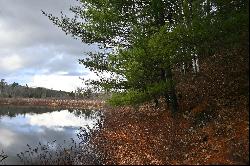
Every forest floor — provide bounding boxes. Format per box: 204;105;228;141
91;97;249;165
90;50;249;165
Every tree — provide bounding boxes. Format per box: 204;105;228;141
0;79;7;97
75;87;84;99
43;0;181;112
69;91;75;99
11;82;19;98
43;0;249;113
83;88;93;99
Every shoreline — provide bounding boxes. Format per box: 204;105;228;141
0;98;105;110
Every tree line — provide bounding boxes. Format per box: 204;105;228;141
0;79;99;99
43;0;249;113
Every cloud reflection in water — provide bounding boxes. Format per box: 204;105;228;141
0;108;101;165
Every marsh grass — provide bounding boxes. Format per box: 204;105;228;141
0;150;8;164
15;124;103;165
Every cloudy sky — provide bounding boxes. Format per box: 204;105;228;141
0;0;99;92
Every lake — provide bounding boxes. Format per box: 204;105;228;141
0;105;103;165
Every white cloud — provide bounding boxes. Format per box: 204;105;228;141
29;74;83;92
27;110;99;130
0;54;23;71
0;128;16;147
28;72;99;92
0;0;100;90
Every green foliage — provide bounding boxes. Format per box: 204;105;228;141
11;82;19;88
43;0;249;109
108;80;169;106
108;90;148;106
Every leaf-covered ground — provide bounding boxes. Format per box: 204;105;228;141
90;49;249;165
92;99;248;165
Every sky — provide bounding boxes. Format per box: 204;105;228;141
0;0;99;92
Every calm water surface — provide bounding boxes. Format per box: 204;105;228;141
0;106;102;165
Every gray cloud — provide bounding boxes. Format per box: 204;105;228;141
0;0;78;48
0;0;97;86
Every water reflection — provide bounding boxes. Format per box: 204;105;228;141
0;106;102;165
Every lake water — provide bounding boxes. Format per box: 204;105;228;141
0;105;103;165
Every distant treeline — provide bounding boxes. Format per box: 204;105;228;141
0;79;106;100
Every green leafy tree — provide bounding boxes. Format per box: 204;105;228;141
43;0;181;112
43;0;248;113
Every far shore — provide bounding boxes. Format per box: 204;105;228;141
0;97;105;110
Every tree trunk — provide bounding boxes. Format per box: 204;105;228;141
156;0;178;113
154;97;159;107
165;66;178;113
